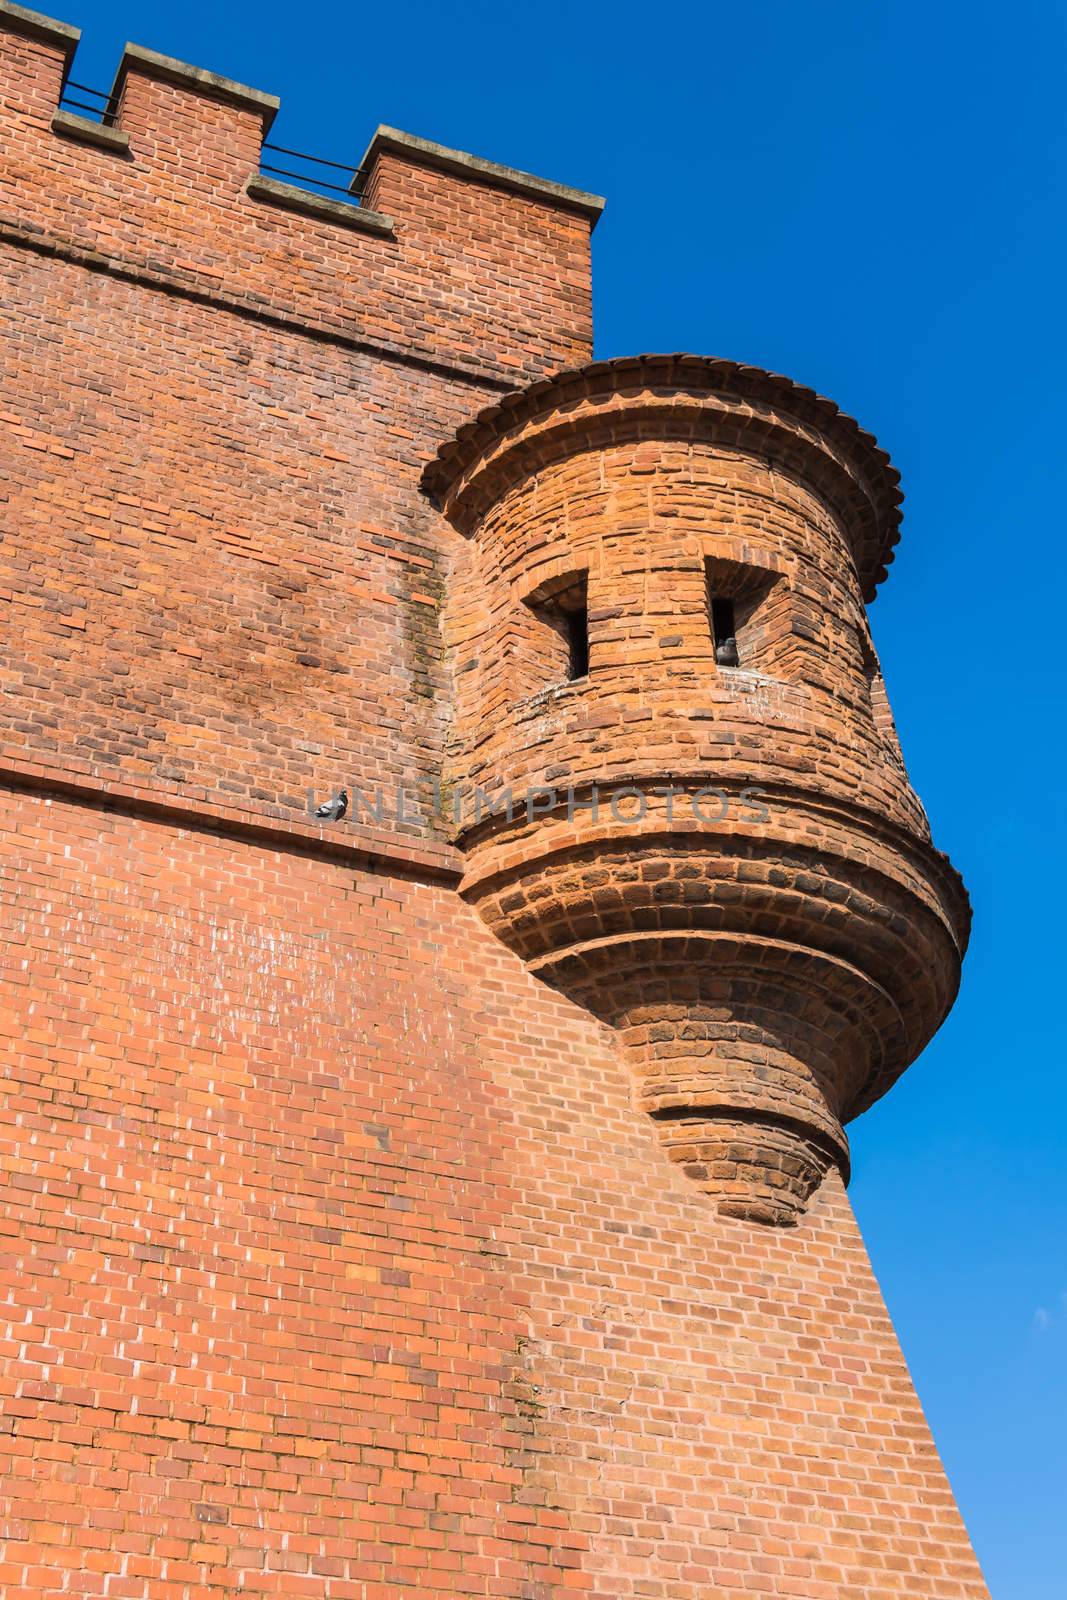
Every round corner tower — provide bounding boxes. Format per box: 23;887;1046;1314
425;353;969;1226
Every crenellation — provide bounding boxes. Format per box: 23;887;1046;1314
107;48;275;195
0;3;597;386
0;0;75;125
358;123;606;224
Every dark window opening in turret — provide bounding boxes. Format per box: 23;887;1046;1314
521;570;589;694
710;596;738;666
565;603;589;680
704;557;786;675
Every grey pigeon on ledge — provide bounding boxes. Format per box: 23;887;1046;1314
314;789;349;822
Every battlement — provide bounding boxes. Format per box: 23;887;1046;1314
0;0;603;384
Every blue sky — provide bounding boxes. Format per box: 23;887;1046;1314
62;1;1067;1591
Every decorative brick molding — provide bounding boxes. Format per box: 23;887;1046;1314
431;356;969;1224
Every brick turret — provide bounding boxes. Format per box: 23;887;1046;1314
428;355;969;1224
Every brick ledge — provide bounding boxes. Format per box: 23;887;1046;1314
0;748;463;882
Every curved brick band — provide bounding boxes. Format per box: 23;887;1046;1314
430;354;969;1224
423;352;905;597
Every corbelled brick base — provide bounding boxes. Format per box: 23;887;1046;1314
0;4;988;1596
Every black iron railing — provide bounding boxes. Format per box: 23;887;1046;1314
260;141;366;204
58;79;118;125
54;85;367;206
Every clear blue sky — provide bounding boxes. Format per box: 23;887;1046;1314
63;1;1067;1592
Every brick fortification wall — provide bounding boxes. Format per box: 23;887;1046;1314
0;5;988;1598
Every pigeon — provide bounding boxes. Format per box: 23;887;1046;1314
715;636;740;668
314;788;348;822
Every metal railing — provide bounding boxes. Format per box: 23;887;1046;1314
58;79;118;125
54;83;367;206
260;141;366;204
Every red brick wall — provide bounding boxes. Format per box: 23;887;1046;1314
0;790;988;1597
0;7;988;1596
0;250;466;837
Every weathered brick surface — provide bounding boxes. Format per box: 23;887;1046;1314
0;249;469;838
0;791;988;1596
0;5;987;1596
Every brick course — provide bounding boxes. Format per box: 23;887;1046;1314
0;5;988;1595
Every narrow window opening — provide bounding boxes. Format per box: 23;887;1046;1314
521;570;589;693
710;596;739;667
565;603;589;681
704;555;784;677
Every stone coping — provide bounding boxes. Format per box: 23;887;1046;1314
0;0;78;56
245;174;393;236
357;125;605;226
51;107;130;152
108;41;280;131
